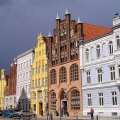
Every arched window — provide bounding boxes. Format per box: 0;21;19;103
59;67;67;83
108;41;113;55
85;49;89;62
96;45;100;58
71;90;80;110
70;64;79;81
50;69;56;84
50;92;56;111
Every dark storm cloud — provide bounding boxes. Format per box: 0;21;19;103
0;0;120;71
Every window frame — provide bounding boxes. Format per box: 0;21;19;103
71;90;80;110
108;41;113;55
96;45;101;58
110;66;115;81
98;92;104;106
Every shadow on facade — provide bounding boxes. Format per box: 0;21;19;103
16;88;31;112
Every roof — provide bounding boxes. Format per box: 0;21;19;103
82;23;112;41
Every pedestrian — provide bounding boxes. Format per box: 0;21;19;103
90;108;94;120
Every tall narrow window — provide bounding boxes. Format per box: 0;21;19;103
96;45;100;58
59;67;67;83
116;36;120;49
97;68;102;83
86;70;91;83
118;65;120;78
50;92;56;111
87;93;92;106
98;92;104;106
50;69;56;84
112;91;117;105
109;41;113;55
71;90;80;110
110;66;115;81
85;49;89;62
70;64;79;81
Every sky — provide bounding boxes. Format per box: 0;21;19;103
0;0;120;71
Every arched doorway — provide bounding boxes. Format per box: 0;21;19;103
60;90;68;116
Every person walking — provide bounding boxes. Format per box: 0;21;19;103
90;108;94;120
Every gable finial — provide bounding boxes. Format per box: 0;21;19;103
56;12;60;19
48;32;52;37
77;17;81;23
65;8;70;15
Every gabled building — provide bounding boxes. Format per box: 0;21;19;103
79;14;120;116
5;59;17;109
31;33;48;116
47;10;111;116
16;48;34;111
0;69;6;110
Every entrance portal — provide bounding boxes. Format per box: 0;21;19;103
61;100;67;115
60;90;68;116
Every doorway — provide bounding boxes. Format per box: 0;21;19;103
61;100;67;116
39;102;43;116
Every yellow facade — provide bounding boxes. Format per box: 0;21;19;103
31;33;48;116
0;69;6;110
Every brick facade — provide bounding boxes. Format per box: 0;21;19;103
47;12;111;116
5;63;17;96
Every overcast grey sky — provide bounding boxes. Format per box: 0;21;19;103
0;0;120;71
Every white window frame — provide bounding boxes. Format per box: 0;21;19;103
85;49;89;62
97;68;102;83
112;91;117;105
110;66;115;81
98;92;104;106
86;70;91;83
96;45;100;58
87;93;92;106
108;41;113;55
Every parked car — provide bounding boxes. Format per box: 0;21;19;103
2;110;14;118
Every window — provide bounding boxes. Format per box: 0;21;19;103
112;112;117;116
109;41;113;55
59;67;67;83
110;66;115;81
118;65;120;78
97;68;102;83
112;91;117;105
86;70;91;83
87;93;92;106
96;45;100;58
71;90;80;110
98;92;104;106
116;35;120;49
85;49;89;62
50;69;56;84
50;92;56;111
70;64;79;81
90;47;94;60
